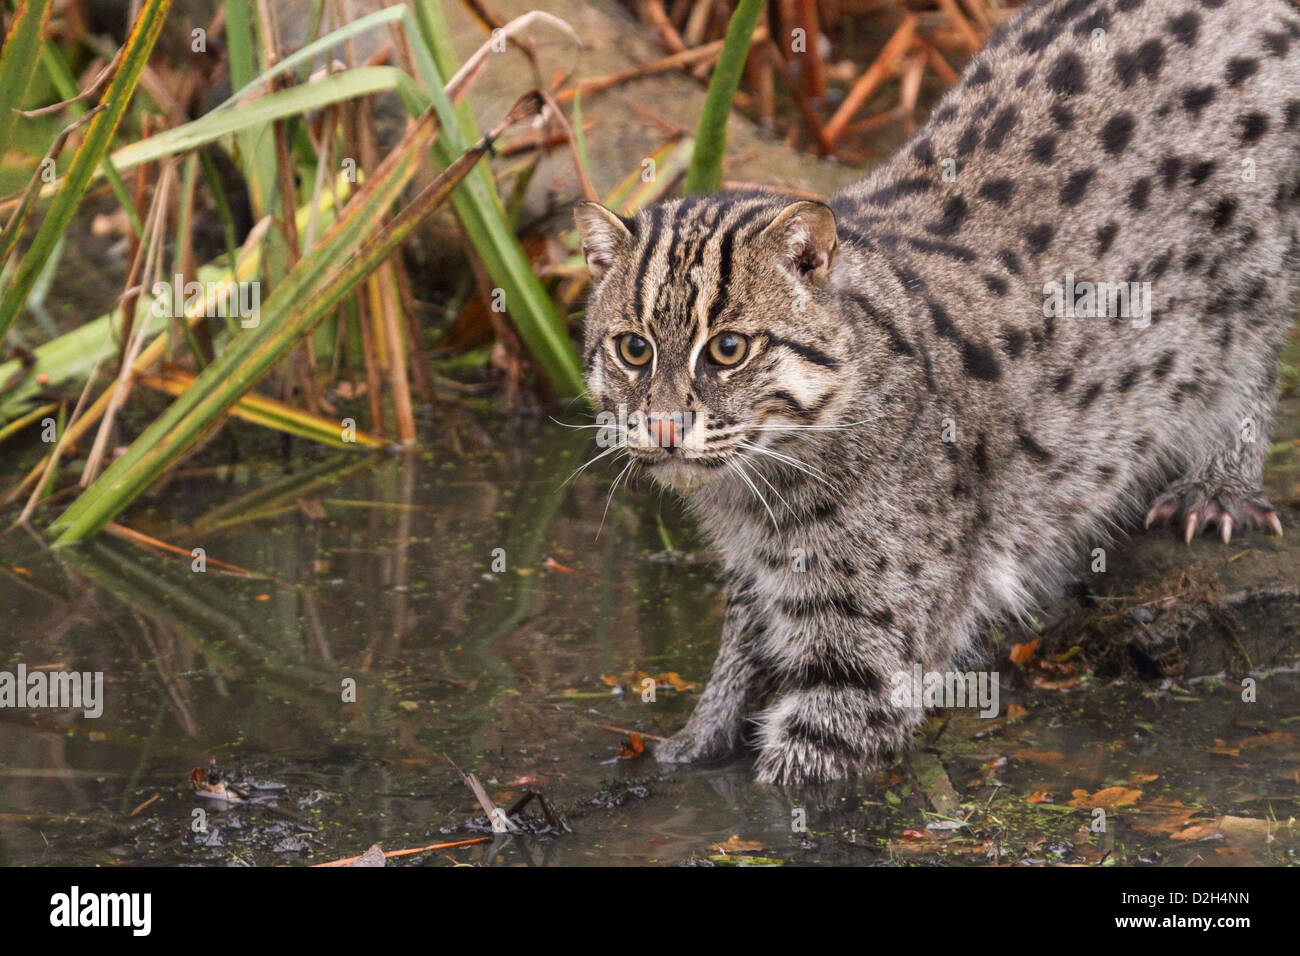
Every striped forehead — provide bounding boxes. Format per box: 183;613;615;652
628;196;779;345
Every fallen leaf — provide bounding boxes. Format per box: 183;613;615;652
617;733;645;758
601;670;700;694
1011;749;1066;767
1170;823;1224;842
657;671;700;692
1031;676;1079;690
1129;799;1198;835
1067;786;1142;809
709;834;765;853
1009;637;1041;667
541;556;599;581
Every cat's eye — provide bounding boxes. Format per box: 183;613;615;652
617;333;653;367
706;331;749;367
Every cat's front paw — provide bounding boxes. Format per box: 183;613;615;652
1144;479;1283;543
654;725;736;766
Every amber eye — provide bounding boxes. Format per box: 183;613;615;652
706;331;749;367
617;333;652;367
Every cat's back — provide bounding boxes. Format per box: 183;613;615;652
834;0;1300;300
828;0;1300;423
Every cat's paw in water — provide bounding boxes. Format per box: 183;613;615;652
1144;480;1284;544
654;727;733;766
753;739;863;787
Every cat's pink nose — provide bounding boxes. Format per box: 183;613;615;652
649;416;682;448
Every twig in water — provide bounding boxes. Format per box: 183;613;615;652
445;754;520;833
310;836;490;867
599;723;667;742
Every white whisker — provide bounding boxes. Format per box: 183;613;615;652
735;453;792;514
548;417;603;429
738;440;830;484
746;419;870;432
596;458;636;539
728;459;779;531
561;442;624;488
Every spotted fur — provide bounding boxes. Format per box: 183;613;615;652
575;0;1300;785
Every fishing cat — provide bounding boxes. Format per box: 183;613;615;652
574;0;1300;784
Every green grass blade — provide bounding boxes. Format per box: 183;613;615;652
25;66;416;197
683;0;765;195
0;170;351;425
213;4;407;114
0;0;174;346
137;369;386;449
571;90;591;174
0;0;53;154
408;1;584;398
50;102;514;544
223;0;274;217
0;400;58;445
39;42;143;238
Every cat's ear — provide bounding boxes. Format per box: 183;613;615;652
760;200;838;283
574;201;634;281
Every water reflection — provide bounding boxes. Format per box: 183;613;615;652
0;418;1296;866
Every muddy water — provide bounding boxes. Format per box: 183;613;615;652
0;411;1297;867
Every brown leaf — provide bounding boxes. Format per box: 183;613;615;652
1010;749;1066;767
601;670;700;694
657;671;701;692
1129;799;1197;835
1031;676;1079;690
1169;823;1223;841
1009;637;1041;666
1067;786;1142;809
709;834;765;853
617;733;645;758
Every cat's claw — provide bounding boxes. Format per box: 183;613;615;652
1143;483;1283;543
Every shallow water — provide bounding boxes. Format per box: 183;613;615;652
0;415;1297;867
